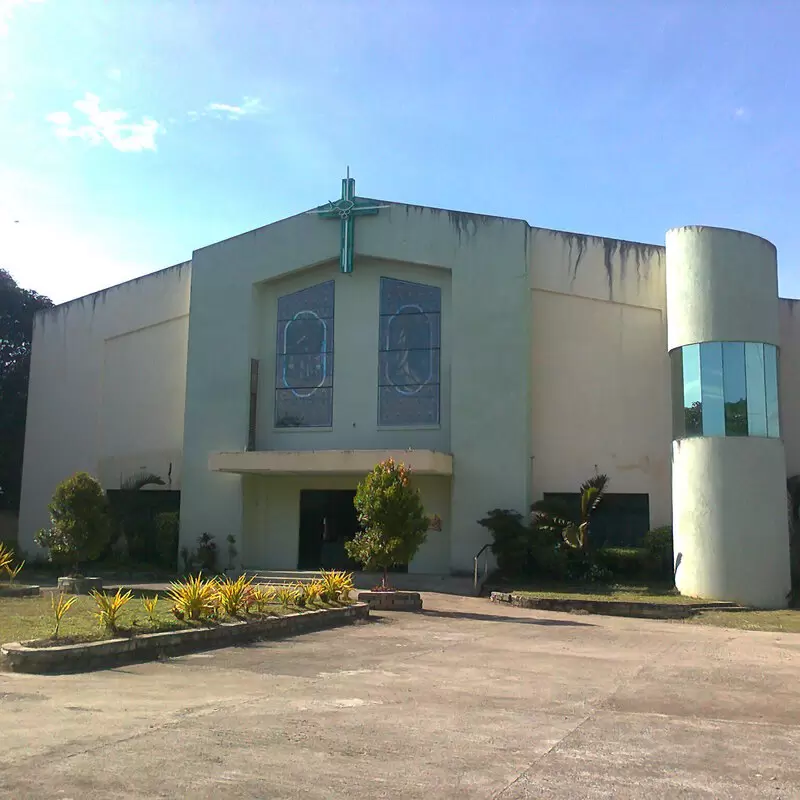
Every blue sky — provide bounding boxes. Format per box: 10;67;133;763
1;0;798;303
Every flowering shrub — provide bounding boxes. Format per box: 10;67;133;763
345;458;429;589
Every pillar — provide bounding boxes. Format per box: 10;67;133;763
666;226;791;608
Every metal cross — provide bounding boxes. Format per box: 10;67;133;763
308;169;388;273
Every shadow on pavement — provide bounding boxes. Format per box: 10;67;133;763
419;609;595;626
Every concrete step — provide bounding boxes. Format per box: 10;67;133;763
243;570;478;596
246;571;324;586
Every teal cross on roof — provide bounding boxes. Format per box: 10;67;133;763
308;169;388;273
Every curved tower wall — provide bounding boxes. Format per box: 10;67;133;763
666;226;790;608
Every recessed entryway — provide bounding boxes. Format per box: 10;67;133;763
298;489;360;570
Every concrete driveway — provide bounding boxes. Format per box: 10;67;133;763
1;593;799;799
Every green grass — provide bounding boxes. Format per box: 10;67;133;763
504;582;800;633
0;592;338;647
510;582;700;605
688;609;800;633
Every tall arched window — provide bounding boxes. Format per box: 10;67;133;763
378;277;441;426
275;281;335;427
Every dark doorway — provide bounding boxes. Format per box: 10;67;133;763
298;490;361;570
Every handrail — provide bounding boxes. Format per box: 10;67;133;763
473;543;492;594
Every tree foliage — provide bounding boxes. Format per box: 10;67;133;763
34;472;111;574
0;269;53;511
345;458;430;588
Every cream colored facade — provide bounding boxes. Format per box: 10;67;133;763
16;191;795;604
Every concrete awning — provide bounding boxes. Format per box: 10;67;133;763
208;449;453;477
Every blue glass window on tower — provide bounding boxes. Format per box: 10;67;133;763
378;278;441;426
275;281;335;428
670;342;780;440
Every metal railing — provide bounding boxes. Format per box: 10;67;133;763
473;543;492;594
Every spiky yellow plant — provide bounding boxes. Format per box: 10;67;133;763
293;581;314;608
142;594;159;623
6;560;24;585
166;574;218;621
276;584;296;608
305;580;324;605
51;592;77;638
319;570;354;602
248;584;277;614
214;574;254;617
0;542;13;575
91;588;133;633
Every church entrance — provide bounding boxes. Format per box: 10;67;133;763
297;490;360;570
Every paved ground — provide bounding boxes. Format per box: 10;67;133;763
1;594;799;799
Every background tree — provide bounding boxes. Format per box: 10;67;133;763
345;458;431;589
0;269;52;512
34;472;111;575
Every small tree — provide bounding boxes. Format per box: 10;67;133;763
34;472;111;575
345;458;430;589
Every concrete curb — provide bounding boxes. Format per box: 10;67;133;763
490;592;697;619
0;585;40;598
1;603;370;674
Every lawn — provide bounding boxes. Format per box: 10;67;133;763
0;592;323;648
509;582;700;605
502;582;800;632
687;609;800;634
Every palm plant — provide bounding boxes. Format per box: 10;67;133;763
532;474;609;552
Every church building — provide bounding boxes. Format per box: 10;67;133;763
17;176;797;607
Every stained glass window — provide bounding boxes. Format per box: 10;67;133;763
378;278;441;426
275;281;334;428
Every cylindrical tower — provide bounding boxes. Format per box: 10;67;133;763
666;226;791;608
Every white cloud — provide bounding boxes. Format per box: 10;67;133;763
189;95;264;121
107;67;122;82
46;92;161;152
0;0;42;37
734;107;750;120
45;110;70;125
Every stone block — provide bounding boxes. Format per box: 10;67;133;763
57;577;103;595
358;591;423;611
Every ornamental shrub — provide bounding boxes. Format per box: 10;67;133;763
34;472;111;575
643;525;674;580
595;546;648;580
478;509;566;578
345;458;430;589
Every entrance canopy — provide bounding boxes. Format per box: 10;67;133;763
208;449;453;476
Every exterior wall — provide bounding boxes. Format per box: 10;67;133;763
666;227;780;351
672;437;789;607
241;474;450;573
666;226;790;607
530;292;672;526
779;299;800;478
18;264;191;552
181;205;531;572
528;230;671;527
528;229;665;310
